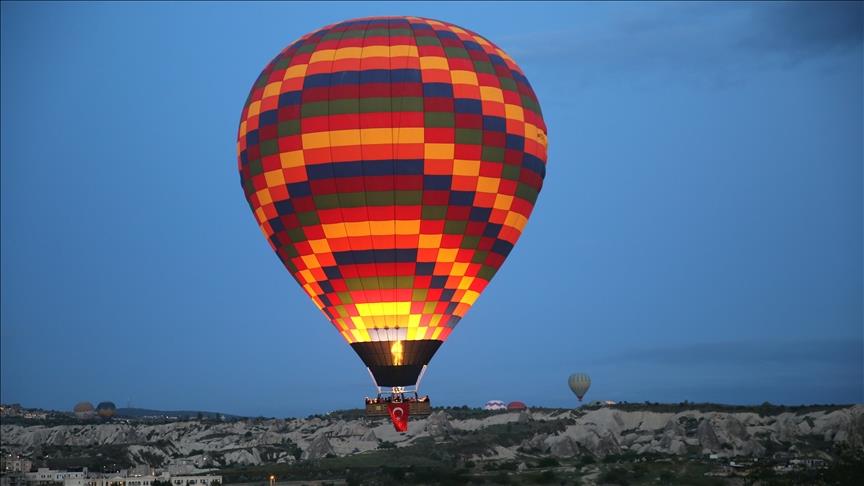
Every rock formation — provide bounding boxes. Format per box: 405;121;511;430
2;405;861;468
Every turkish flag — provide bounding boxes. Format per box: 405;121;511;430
388;402;409;432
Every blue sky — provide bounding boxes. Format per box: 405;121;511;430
1;1;861;417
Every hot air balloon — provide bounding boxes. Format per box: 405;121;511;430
483;400;507;411
96;401;117;418
73;401;95;419
568;373;591;402
507;401;527;411
237;17;547;428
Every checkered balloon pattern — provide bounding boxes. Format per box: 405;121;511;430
237;17;547;369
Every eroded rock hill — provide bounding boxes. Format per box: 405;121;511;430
2;405;862;470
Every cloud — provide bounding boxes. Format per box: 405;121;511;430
591;337;863;403
502;2;862;87
595;337;863;368
739;1;864;61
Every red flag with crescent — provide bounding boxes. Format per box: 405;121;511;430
388;402;409;432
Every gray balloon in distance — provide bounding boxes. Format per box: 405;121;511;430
568;373;591;401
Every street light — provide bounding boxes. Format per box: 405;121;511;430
268;475;275;486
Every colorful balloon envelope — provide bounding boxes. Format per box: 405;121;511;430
237;17;547;387
568;373;591;401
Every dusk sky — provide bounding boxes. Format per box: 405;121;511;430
2;1;861;418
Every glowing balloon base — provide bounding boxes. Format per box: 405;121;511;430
364;366;432;430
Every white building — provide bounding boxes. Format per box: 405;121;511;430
26;469;86;483
2;457;32;473
62;475;220;486
168;476;220;486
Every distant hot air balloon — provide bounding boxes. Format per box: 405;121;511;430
73;401;95;419
568;373;591;402
483;400;507;411
237;16;547;426
96;401;116;418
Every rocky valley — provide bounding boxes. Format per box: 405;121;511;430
2;404;862;484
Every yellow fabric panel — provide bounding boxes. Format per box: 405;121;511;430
302;284;316;298
361;45;390;58
451;70;478;86
264;169;285;187
458;276;475;290
333;47;363;60
477;176;501;193
451;262;469;276
360;127;393;144
283;64;308;80
329;129;362;147
350;328;370;342
420;56;449;70
279;150;305;169
369;220;394;236
256;188;272;205
524;122;536;138
298;269;315;284
473;35;492;47
254;207;267;224
344;222;371;237
493;194;514;210
390;45;419;57
393;127;424;144
302;131;331;149
419;233;442;248
480;86;504;103
355;301;412;317
322;223;348;239
425;143;454;159
437;248;458;263
460;290;480;305
505;104;525;122
526;123;547;145
309;49;336;63
301;254;321;269
453;159;480;176
395;220;421;235
263;82;282;99
505;211;528;231
308;239;331;254
247;101;261;117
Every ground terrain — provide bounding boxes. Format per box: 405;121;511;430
2;404;862;484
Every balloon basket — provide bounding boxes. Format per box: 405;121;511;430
364;367;431;430
365;392;431;417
